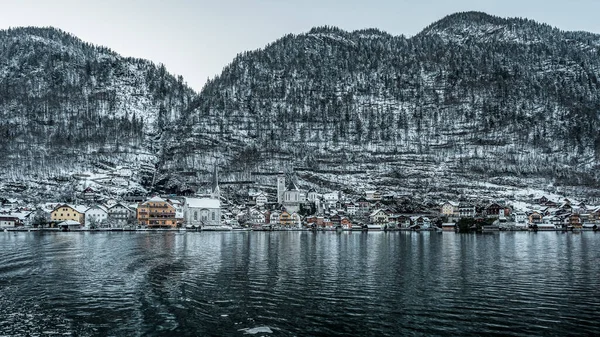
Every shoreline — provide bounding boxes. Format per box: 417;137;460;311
1;228;597;233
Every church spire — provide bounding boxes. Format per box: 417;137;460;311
211;163;220;199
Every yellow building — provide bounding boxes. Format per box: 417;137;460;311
137;196;177;228
51;204;87;225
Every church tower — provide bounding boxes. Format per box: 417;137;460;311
211;163;220;199
277;172;285;205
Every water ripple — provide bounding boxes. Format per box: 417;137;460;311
1;231;600;336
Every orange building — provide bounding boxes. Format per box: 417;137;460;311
137;196;177;228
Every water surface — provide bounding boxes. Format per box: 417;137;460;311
1;231;599;336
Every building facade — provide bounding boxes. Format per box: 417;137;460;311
137;197;177;228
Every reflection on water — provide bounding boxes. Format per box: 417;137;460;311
1;231;600;336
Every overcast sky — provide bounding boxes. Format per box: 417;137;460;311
1;0;599;91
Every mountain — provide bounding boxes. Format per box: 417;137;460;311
0;27;196;200
3;12;600;204
161;11;600;201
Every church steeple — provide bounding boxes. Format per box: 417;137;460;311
211;163;220;199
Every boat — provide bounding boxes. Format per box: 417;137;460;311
366;223;383;230
202;225;233;231
350;224;365;231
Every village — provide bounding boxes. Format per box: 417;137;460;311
1;171;600;233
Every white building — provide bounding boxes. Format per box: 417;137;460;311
346;202;357;216
441;202;459;217
85;205;108;228
514;211;528;228
255;192;268;207
307;188;320;202
323;192;339;209
0;216;18;228
282;180;303;214
108;203;135;227
270;211;280;225
365;191;381;201
184;197;221;227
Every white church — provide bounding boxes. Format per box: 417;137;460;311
184;165;222;227
277;172;306;213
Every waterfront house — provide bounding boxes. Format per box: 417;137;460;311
485;203;503;218
416;216;431;229
250;208;266;225
270;211;281;226
396;215;412;228
279;211;293;227
331;213;342;227
569;213;582;229
340;217;352;229
528;211;543;225
459;203;476;218
137;196;177;228
514;211;528;228
85;205;108;228
370;209;389;224
0;216;18;228
51;204;87;226
107;203;135;227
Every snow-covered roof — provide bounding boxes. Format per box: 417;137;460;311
185;197;220;209
58;220;81;226
109;203;131;211
9;211;32;220
53;204;88;214
147;196;165;203
369;209;386;217
86;205;107;213
73;205;89;214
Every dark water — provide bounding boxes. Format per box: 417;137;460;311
1;231;599;336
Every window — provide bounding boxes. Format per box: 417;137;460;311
212;213;215;221
194;211;197;221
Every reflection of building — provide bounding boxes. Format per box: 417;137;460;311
137;196;177;228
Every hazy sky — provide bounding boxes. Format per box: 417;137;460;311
1;0;599;91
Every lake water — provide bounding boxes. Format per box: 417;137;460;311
1;231;599;336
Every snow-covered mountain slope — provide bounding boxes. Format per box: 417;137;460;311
2;12;600;204
0;27;196;200
161;11;600;200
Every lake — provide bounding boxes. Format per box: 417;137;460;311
1;231;599;336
